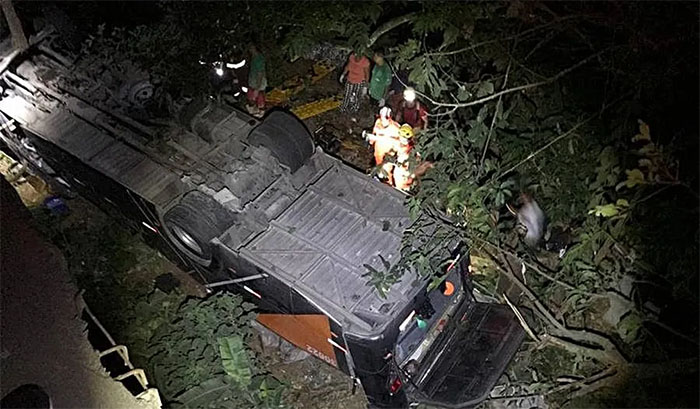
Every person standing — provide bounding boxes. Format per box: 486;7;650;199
339;51;370;113
368;51;392;107
391;124;415;190
396;87;429;131
368;106;400;167
247;44;267;114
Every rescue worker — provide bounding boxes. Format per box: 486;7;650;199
368;51;392;107
392;124;416;191
396;87;429;131
368;106;400;167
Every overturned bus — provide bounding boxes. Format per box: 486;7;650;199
0;32;526;409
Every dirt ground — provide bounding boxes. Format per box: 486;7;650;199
0;177;159;409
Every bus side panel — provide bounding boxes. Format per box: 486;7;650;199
17;128;198;274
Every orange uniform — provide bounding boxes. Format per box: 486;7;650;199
393;163;413;191
391;138;414;191
370;118;400;165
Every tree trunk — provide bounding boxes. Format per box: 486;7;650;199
1;0;28;51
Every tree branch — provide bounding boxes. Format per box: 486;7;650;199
545;367;618;397
504;293;540;342
475;236;602;298
425;47;614;108
477;60;511;179
425;15;583;57
367;13;416;48
488;88;633;185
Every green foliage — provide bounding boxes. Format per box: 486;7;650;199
344;4;697;372
148;293;256;398
218;335;253;389
33;200;285;408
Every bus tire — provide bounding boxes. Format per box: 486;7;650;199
162;191;234;266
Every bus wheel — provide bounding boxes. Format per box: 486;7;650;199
162;191;234;266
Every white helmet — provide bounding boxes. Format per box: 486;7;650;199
379;106;392;119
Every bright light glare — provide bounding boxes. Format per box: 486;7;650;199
226;59;246;69
241;86;248;92
215;67;224;76
403;87;416;102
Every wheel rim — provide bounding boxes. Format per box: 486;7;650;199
169;224;203;256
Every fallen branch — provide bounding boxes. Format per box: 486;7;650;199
545;367;618;397
542;331;626;365
474;235;602;298
504;293;540;342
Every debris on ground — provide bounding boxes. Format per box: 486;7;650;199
0;151;51;207
249;327;368;409
292;95;342;120
267;60;338;106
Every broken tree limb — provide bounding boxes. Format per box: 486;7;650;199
504;293;540;342
545;367;618;397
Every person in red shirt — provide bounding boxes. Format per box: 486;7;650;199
339;52;370;113
396;87;429;131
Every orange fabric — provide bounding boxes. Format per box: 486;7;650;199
391;139;414;190
393;163;414;190
371;118;400;165
347;54;370;84
257;314;337;367
394;139;413;158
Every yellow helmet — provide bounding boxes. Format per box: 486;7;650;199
399;124;414;139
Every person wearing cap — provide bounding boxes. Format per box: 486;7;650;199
396;87;429;131
369;106;400;167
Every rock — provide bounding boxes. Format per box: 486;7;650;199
619;274;635;297
250;320;280;351
279;338;310;363
602;291;634;327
